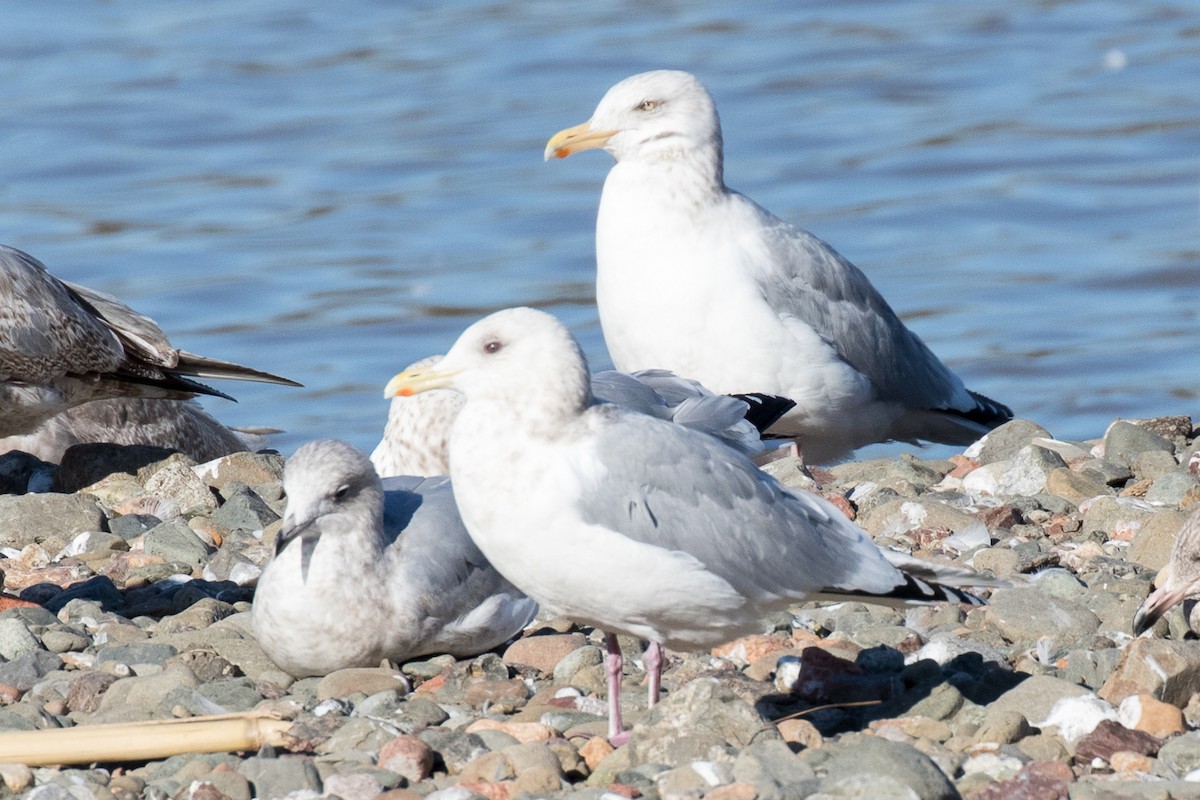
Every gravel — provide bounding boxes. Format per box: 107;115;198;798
0;415;1197;799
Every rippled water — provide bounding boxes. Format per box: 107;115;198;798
1;1;1197;458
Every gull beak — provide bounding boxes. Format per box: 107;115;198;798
544;121;617;161
384;364;461;398
275;516;320;582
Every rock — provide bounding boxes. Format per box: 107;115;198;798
210;485;280;533
66;671;119;714
465;719;555;743
814;735;960;800
859;497;987;539
629;678;780;764
1127;509;1192;571
982;588;1100;645
196;451;286;491
990;675;1093;724
0;493;107;549
1117;693;1186;738
1105;421;1174;466
323;772;384;800
552;645;604;683
1145;470;1200;507
1099;637;1200;706
0;451;55;495
379;735;435;783
1155;731;1200;777
503;633;588;673
0;762;34;793
0;649;62;692
966;420;1054;464
969;760;1073;800
144;520;214;569
1044;468;1111;505
317;667;409;701
96;642;178;671
90;663;200;722
1073;719;1161;764
142;460;219;516
238;755;322;798
1132;449;1183;482
418;728;489;775
0;617;40;659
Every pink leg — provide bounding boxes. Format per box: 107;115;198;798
604;632;629;744
644;641;664;707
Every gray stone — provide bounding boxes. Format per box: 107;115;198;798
1155;731;1200;778
394;696;450;731
353;688;405;718
54;443;192;492
1081;496;1156;540
0;493;106;548
859;497;986;539
628;677;781;764
197;677;263;712
731;739;818;798
0;617;41;660
982;587;1100;644
107;513;161;540
814;734;961;800
238;755;322;799
143;461;219;516
1105;420;1174;466
969;420;1053;464
1128;509;1193;571
144;520;213;568
0;650;62;691
198;451;286;491
418;728;490;774
1145;469;1200;506
552;645;604;683
989;674;1092;723
39;628;91;654
318;716;395;756
1132;449;1182;482
91;664;200;722
96;642;178;670
210;485;280;532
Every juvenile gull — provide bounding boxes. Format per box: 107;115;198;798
545;70;1012;463
1133;504;1200;635
385;307;1002;741
0;398;262;463
0;244;299;437
371;356;784;477
252;439;536;678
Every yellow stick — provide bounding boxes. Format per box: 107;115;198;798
0;712;293;766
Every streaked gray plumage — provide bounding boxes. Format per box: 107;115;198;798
545;70;1011;463
0;244;299;437
385;307;1003;741
372;357;768;478
0;398;260;464
252;439;536;678
1133;504;1200;635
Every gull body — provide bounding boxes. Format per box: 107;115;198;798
372;355;781;478
252;439;536;678
386;307;1001;740
1133;504;1200;636
0;244;299;438
546;70;1011;463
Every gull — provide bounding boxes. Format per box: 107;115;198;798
0;398;262;464
252;439;537;678
371;356;789;477
545;70;1012;463
0;244;299;437
1133;504;1200;636
385;306;1002;742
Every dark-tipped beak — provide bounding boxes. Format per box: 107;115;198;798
275;518;320;582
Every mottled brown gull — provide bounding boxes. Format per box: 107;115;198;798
372;356;784;477
545;70;1012;464
1133;504;1200;635
252;439;537;678
385;307;1002;742
0;244;299;437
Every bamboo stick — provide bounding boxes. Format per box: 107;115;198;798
0;712;293;766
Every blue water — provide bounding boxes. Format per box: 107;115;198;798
1;1;1197;459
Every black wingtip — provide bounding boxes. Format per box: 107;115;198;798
824;573;987;607
946;389;1014;431
729;393;796;434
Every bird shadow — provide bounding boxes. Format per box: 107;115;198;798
753;644;1026;738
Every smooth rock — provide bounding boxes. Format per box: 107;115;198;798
983;588;1100;644
629;678;780;764
379;735;435;783
967;420;1054;464
144;520;213;569
317;667;409;701
1099;637;1200;706
1117;692;1186;738
969;760;1073;800
0;493;106;549
238;755;322;798
1105;421;1174;466
503;633;588;674
0;617;41;659
1073;719;1161;763
815;735;960;800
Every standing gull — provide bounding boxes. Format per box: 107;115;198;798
1133;504;1200;636
252;439;536;678
372;355;785;478
385;307;1001;742
545;70;1012;463
0;244;299;437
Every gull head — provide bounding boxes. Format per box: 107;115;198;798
384;307;592;421
277;439;384;576
544;70;723;166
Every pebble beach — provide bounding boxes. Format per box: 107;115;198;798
0;415;1197;799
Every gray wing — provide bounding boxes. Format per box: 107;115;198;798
575;404;906;600
740;195;975;413
592;369;764;456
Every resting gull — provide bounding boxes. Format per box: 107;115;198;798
0;244;299;437
545;70;1012;463
371;355;787;477
0;398;263;464
252;438;537;678
385;307;1002;742
1133;503;1200;636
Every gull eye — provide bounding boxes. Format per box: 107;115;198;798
333;484;350;500
483;340;503;355
634;99;659;112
